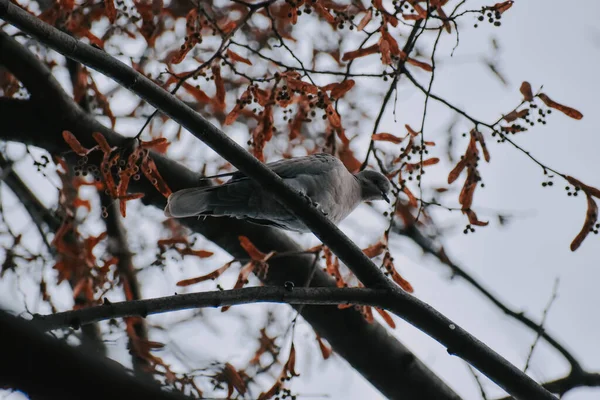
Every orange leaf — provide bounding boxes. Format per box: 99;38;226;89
520;81;533;102
316;335;332;359
570;194;598;251
363;240;386;258
464;209;489;227
422;157;440;166
407;58;433;72
226;49;252;65
357;8;372;31
447;158;467;184
212;65;226;113
402;186;418;207
341;44;379;61
181;82;212;104
176;261;235;286
329;79;355;99
62;131;90;156
238;236;267;260
405;124;420;136
104;0;116;23
92;132;112;153
141;155;172;197
538;93;583;120
175;248;214;258
140;138;170;153
375;308;396;329
338;145;361;173
372;133;403;144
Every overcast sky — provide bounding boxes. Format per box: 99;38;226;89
1;1;599;399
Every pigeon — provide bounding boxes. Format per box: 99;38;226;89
164;153;391;232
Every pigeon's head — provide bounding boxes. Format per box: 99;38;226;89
356;170;391;203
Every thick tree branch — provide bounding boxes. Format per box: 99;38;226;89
0;7;555;397
0;31;458;400
0;309;192;400
33;287;388;331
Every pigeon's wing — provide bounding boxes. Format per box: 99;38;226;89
229;153;343;181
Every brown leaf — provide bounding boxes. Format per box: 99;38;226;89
226;49;252;65
504;108;529;123
176;261;235;286
212;65;226;113
407;57;433;72
447;158;467;184
341;44;379;61
402;186;418;208
357;8;372;31
338;145;361;173
422;157;440;166
363;240;386;258
239;236;267;260
520;81;534;102
62;130;90;156
538;93;583;120
141;155;172;197
571;194;598;251
566;175;600;199
372;133;403;144
375;308;396;329
316;335;332;359
329;79;355;99
464;209;489;227
104;0;116;23
181;82;212;104
405;124;420;136
493;0;514;14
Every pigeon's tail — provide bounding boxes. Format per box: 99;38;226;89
164;184;251;218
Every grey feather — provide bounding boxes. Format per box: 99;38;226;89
165;153;391;232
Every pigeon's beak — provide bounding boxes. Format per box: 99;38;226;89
381;193;390;203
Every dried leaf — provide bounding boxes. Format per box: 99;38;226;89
363;240;386;258
402;186;418;208
316;335;332;359
181;82;212;104
212;65;226;113
464;209;489;227
372;133;403;144
176;261;235;286
141;155;172;197
571;194;598;251
493;0;514;14
357;8;372;31
375;308;396;329
407;57;433;72
520;81;534;102
504;109;529;123
104;0;116;23
566;176;600;199
239;236;267;260
422;157;440;166
447;158;467;184
329;79;355;99
538;93;583;120
62;131;90;156
226;49;252;65
341;44;379;61
92;132;112;153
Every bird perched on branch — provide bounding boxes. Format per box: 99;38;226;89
164;153;391;232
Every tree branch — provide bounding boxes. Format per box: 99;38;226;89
0;30;459;400
0;7;556;398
